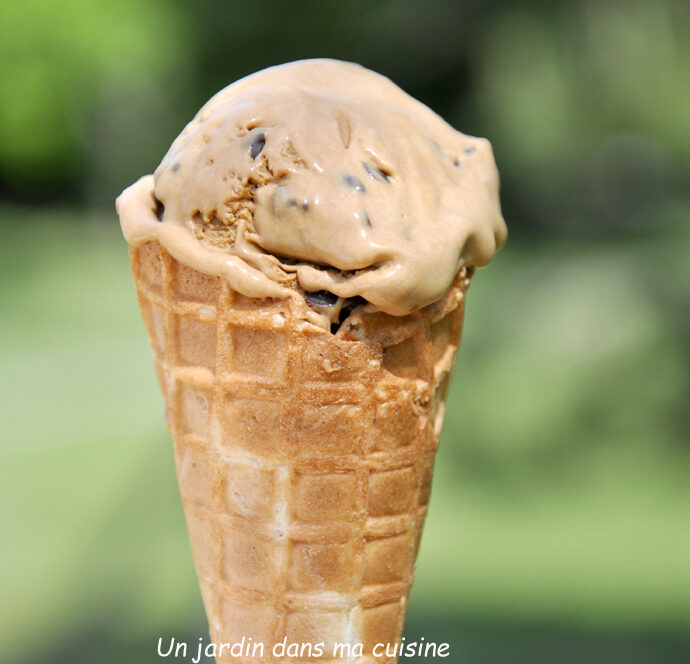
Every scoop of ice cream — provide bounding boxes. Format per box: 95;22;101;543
117;58;506;318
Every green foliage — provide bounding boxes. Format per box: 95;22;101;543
0;0;180;185
475;1;690;235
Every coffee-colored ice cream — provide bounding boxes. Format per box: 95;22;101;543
117;58;506;328
117;59;507;662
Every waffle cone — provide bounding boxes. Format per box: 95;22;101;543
129;240;470;663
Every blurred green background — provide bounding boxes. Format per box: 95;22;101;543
1;1;688;662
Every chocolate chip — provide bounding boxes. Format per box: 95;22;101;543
287;198;309;211
362;162;391;183
250;132;265;160
453;158;461;167
363;212;372;227
464;146;476;155
338;296;366;323
304;290;339;307
155;198;165;221
343;174;366;192
172;162;181;172
273;186;309;218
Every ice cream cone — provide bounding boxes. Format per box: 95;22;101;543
129;239;471;663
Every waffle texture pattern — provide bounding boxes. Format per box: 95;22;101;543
130;241;469;663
